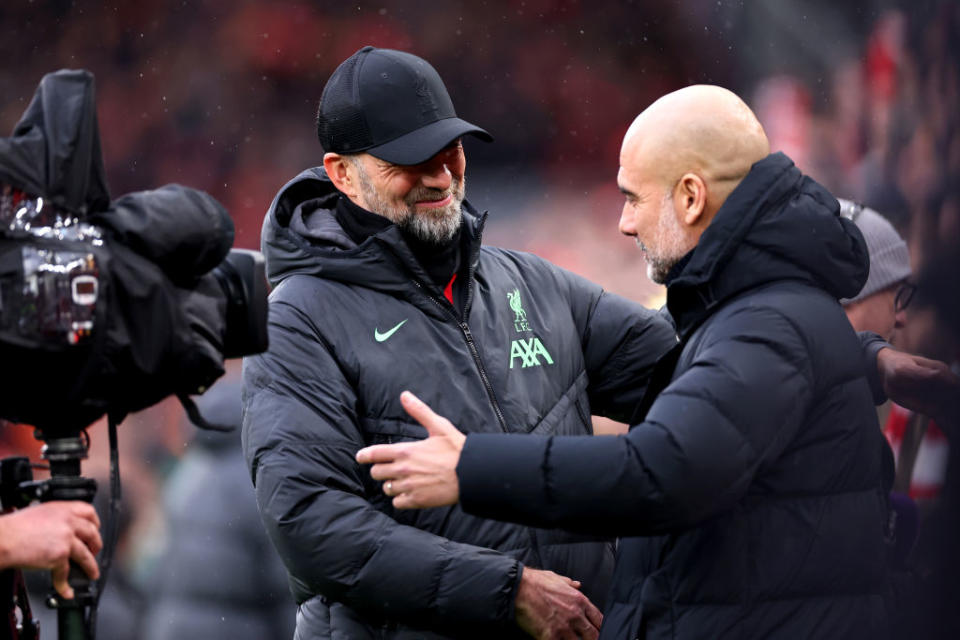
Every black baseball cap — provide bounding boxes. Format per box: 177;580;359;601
316;46;492;165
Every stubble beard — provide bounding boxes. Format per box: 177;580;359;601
638;194;689;285
354;162;465;245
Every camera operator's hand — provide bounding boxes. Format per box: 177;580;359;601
0;501;102;599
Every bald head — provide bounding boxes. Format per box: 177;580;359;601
622;85;769;211
617;85;770;284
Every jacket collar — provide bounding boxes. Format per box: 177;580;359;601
665;153;869;336
261;166;486;307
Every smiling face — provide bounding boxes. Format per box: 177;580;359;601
348;139;466;244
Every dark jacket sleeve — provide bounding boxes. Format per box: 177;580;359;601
858;331;888;405
553;264;679;424
458;305;815;537
582;296;678;424
242;297;521;633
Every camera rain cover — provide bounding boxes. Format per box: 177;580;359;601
0;69;236;433
0;185;104;349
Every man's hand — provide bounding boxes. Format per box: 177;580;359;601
515;567;603;640
356;391;466;509
0;501;102;599
877;347;960;425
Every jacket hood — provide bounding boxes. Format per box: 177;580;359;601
260;167;485;293
0;69;110;215
667;152;869;334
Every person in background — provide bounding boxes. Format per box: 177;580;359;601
839;199;912;343
143;378;295;640
838;200;950;508
836;199;923;634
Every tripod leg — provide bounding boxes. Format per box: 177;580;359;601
57;606;87;640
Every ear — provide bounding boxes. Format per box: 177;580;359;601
676;172;707;226
323;153;358;198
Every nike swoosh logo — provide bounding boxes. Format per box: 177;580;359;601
374;319;408;342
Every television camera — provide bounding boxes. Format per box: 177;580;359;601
0;70;268;639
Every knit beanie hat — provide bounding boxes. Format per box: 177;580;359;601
839;199;911;305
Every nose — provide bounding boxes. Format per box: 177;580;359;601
420;160;452;191
618;204;636;236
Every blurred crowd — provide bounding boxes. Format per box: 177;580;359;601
0;0;956;638
0;0;701;250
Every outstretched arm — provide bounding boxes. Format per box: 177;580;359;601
359;306;818;537
359;391;464;509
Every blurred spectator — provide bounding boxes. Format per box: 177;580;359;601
91;489;145;640
837;199;921;635
837;198;952;510
839;199;912;342
142;378;295;640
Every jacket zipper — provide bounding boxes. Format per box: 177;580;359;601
411;279;508;433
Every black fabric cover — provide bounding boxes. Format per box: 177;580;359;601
241;167;680;638
0;70;233;432
0;69;110;216
457;153;893;639
92;186;233;285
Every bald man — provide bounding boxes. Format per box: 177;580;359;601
359;86;894;639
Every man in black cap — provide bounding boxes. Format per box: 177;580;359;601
242;46;680;639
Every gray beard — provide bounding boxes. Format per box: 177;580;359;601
354;163;465;245
398;206;463;245
642;243;679;284
639;195;689;285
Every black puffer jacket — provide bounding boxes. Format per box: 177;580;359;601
241;168;678;638
458;153;893;639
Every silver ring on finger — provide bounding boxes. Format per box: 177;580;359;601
385;481;393;495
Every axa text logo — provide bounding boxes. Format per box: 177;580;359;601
509;337;554;369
